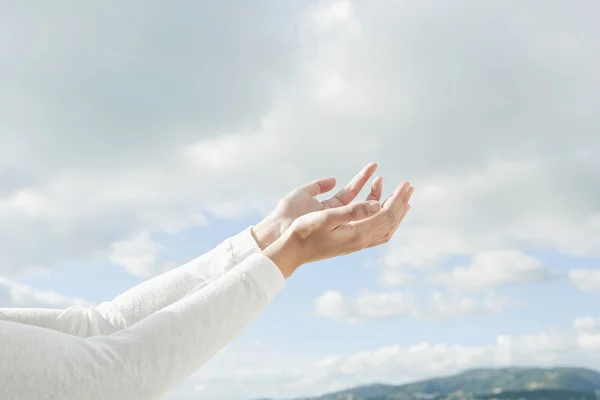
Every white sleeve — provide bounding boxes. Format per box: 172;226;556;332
0;253;284;400
0;227;260;337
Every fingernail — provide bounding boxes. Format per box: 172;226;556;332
367;202;380;214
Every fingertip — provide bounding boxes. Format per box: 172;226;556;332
397;181;411;193
377;178;384;193
370;176;381;189
364;162;379;174
320;177;337;192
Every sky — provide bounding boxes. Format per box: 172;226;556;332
1;0;600;399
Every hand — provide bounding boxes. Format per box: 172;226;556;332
252;162;383;250
263;181;414;278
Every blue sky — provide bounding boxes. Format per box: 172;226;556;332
2;1;600;399
15;211;600;398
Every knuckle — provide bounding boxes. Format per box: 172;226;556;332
347;205;360;218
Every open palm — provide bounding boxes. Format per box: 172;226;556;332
253;163;384;249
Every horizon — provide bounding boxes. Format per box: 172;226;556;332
266;366;600;400
1;1;600;399
276;366;600;399
295;365;600;391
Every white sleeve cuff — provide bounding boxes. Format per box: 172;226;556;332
229;227;261;265
239;253;285;301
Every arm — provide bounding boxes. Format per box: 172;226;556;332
0;252;285;400
0;163;382;337
0;181;413;400
0;227;260;337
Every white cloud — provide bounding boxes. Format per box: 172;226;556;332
1;2;599;400
429;290;512;318
315;290;420;322
314;289;511;322
379;159;600;275
570;269;600;293
577;334;600;351
0;276;90;308
1;0;599;280
432;250;556;291
574;317;600;350
574;317;600;334
166;317;598;400
0;1;300;277
107;232;177;278
379;268;415;287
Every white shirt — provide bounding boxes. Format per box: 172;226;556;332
0;227;285;400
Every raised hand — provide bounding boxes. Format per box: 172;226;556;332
263;181;414;278
252;162;383;250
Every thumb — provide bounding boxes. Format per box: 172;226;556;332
324;200;380;227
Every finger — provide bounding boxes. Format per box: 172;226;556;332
365;176;383;202
299;177;337;197
389;202;411;236
323;200;381;228
368;185;413;243
385;182;412;210
378;181;410;209
350;181;413;234
366;203;411;248
384;185;413;214
322;162;378;208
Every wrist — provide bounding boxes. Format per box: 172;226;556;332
261;229;303;278
252;214;288;251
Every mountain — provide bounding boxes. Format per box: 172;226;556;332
280;367;600;400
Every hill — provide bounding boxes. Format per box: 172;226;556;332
280;367;600;400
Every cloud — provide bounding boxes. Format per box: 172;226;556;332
1;2;599;400
379;268;415;287
574;317;600;334
107;232;178;278
429;290;512;317
314;290;420;322
574;317;600;350
431;250;556;291
314;289;511;322
570;269;600;293
0;276;90;308
0;1;300;277
1;0;599;280
379;159;600;274
577;333;600;351
166;317;598;400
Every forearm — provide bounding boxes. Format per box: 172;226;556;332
0;227;261;337
0;253;284;400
